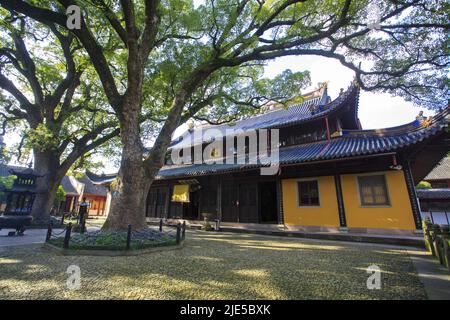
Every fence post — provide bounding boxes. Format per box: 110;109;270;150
45;222;53;242
63;223;72;249
445;211;449;225
176;223;181;244
81;216;86;234
182;221;186;240
430;211;434;224
159;218;163;232
126;224;132;250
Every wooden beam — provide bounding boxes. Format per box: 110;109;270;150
334;174;347;228
402;160;422;230
325;117;331;141
217;178;222;221
276;177;284;225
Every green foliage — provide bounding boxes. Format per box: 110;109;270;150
0;174;16;189
0;11;119;167
53;185;66;207
1;0;448;179
0;174;16;201
26;124;60;152
0;136;9;164
416;181;432;189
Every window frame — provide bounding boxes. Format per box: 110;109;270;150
296;179;321;208
356;173;391;207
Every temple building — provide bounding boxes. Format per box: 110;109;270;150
59;174;109;216
91;82;450;234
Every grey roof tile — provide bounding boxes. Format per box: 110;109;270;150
156;107;450;179
417;188;450;200
169;83;351;150
424;157;450;180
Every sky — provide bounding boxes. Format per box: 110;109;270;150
4;55;430;172
264;55;429;129
172;55;429;139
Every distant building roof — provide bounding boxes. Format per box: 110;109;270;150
0;164;29;177
85;170;117;185
417;188;450;200
60;176;81;196
77;175;108;197
424;157;450;181
0;164;107;197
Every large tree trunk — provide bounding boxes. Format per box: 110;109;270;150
103;65;216;230
30;150;64;224
103;96;148;230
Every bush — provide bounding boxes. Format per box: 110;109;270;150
416;181;432;189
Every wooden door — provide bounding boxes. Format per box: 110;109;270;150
200;186;217;217
238;183;258;223
222;185;239;222
155;188;167;218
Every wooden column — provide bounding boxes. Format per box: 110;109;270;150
217;178;222;221
164;184;171;219
197;183;202;220
403;160;422;230
276;177;284;225
325;117;331;141
334;174;347;228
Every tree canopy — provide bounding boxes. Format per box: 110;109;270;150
0;10;119;221
0;0;448;229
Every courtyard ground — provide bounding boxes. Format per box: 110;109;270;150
0;229;429;300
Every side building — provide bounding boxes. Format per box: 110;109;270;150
59;174;109;216
417;157;450;224
0;166;109;217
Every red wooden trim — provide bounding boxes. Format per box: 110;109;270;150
325;117;331;141
392;154;398;166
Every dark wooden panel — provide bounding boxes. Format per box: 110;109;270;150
200;186;217;217
239;183;258;223
222;185;238;222
146;187;168;218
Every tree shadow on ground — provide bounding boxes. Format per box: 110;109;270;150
0;230;427;300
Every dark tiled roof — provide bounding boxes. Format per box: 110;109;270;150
85;170;116;184
60;176;80;195
417;188;450;200
0;164;29;177
78;175;108;197
0;165;107;196
424;157;450;180
169;83;358;150
156;107;450;179
6;185;38;193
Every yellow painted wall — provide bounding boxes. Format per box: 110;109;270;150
341;171;415;230
282;176;340;227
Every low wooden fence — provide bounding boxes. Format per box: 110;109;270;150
422;219;450;272
421;211;450;225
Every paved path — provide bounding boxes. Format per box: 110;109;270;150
0;228;61;247
0;225;100;247
407;249;450;300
